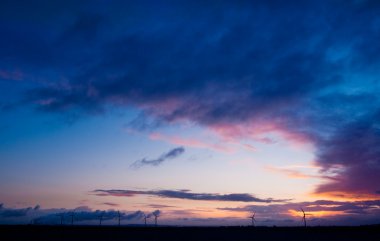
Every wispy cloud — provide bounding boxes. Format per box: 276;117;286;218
93;189;291;203
149;132;234;153
146;204;177;209
130;147;185;169
265;165;338;181
102;202;119;207
0;69;23;81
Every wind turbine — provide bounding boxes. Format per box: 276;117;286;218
56;213;64;225
153;212;160;226
143;213;148;226
300;208;310;227
248;212;256;227
68;212;75;225
99;212;104;226
117;211;121;226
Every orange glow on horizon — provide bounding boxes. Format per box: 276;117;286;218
309;191;380;202
288;209;346;218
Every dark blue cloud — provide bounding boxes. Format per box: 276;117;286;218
1;1;380;196
33;209;145;225
0;204;156;225
131;147;185;168
0;206;32;217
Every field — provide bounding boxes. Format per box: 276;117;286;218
1;225;380;241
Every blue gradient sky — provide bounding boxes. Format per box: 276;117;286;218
1;0;380;226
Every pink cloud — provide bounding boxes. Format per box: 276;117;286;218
149;132;235;153
210;120;313;149
265;165;338;181
0;69;24;81
265;165;317;179
36;98;56;106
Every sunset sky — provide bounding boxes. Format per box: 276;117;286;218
1;0;380;226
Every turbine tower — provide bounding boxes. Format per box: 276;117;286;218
117;211;121;226
249;212;256;227
153;212;159;226
301;208;310;227
143;213;148;226
99;212;104;226
56;213;64;225
68;212;75;226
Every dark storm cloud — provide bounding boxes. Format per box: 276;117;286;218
131;147;185;168
2;1;380;196
315;118;380;195
93;189;290;203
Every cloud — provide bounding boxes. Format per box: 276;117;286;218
218;199;380;223
34;207;147;225
149;132;234;153
314;119;380;196
265;165;338;181
2;1;380;197
130;147;185;168
147;210;161;218
0;203;150;225
93;189;291;203
0;206;33;217
121;210;145;221
1;201;380;226
0;69;23;81
102;202;119;207
146;204;177;209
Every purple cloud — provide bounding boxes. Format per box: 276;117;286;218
130;147;185;168
93;189;291;203
102;202;119;207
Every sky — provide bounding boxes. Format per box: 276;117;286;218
1;0;380;226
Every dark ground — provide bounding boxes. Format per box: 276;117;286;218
1;225;380;241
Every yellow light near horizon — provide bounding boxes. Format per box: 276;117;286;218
308;191;380;202
288;209;345;218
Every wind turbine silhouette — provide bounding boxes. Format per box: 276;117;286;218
68;212;75;225
300;208;310;227
56;213;64;225
249;212;256;227
143;213;148;226
153;212;159;226
99;212;104;226
117;211;121;226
